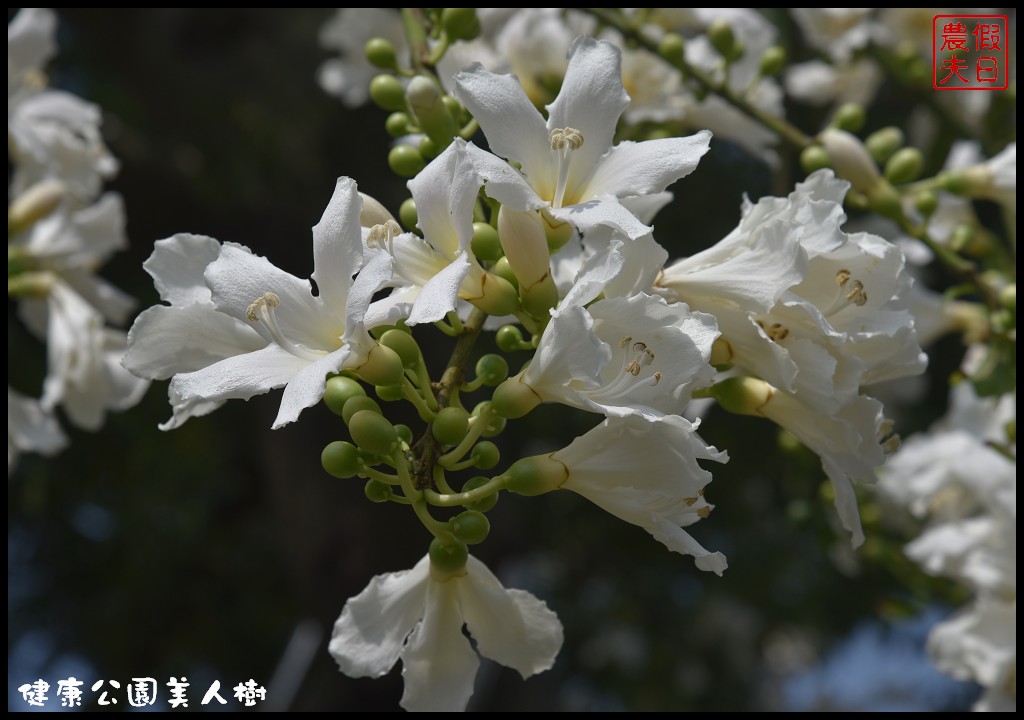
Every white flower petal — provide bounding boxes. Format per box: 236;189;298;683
169;344;308;412
8;386;66;473
464;142;547;212
329;555;431;679
407;254;473;326
548;198;650;240
311;177;363;313
459;556;563;678
582;132;712;200
400;577;480;712
408;140;480;259
272;346;354;429
143;233;223;306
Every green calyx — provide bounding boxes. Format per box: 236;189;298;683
505;455;567;496
450;510;489;544
490;375;542;419
429;537;469;579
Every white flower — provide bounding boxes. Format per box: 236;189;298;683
928;596;1017;712
658;170;925;417
453;36;710;239
317;8;407;108
8;8;118;201
8;386;67;474
966;142;1016;211
363;140;516;326
784;58;883;107
508;415;728;574
790;8;876;64
124;177;389;429
329;553;563;712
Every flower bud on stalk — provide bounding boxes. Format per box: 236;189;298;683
497;206;558;318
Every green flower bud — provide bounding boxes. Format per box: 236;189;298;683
759;45;786;76
432;406;470;446
1006;418;1016;444
867;181;903;219
321;441;361;479
950;224;974;253
491;256;518;290
913;189;938;217
462;475;498;511
711;376;773;416
471;222;503;262
472;402;505;438
441;7;480;41
407;76;456;146
469;271;519;317
429;537;468;578
495;324;525;352
385;111;412;138
999;283;1015;312
475;354;509;386
938;170;970;195
399;197;418;231
364;480;392;503
469;442;500;471
884;147;924;185
324;375;366;417
375;384;405;402
505;455;567;496
832;103;866;133
450;510;490;544
442;95;466;125
342;395;382;426
491;375;542;419
657;32;685;67
708;19;737;60
865;127;904;164
365;37;398;70
541;212;574;253
498;205;551;290
419;135;440;159
369;73;406;111
395;423;414;445
521;274;559;318
388;144;426;178
380;327;422;368
355;344;406;386
800;145;831;174
349;409;399;457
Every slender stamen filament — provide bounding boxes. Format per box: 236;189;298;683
246;291;326;361
589;338;661;401
549;127;584;210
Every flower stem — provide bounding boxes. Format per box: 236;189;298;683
424;474;508;507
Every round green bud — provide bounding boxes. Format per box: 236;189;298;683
321;441;361;479
432;406;470;446
950;224;974;253
471;222;502;262
475;354;509;386
324;375;366;417
938;170;970;195
832;103;866;133
365;37;398;70
399;198;418;232
759;45;786;76
419;135;440;159
541;213;574;253
884;147;924;185
349;409;399;457
471;272;519;317
375;384;405;402
342;395;382;426
369;74;407;111
441;7;480;41
462;475;499;511
472;402;506;438
491;256;518;290
708;19;737;60
657;32;685;66
469;441;500;471
395;423;414;445
429;537;468;576
442;95;466;125
451;510;490;544
867;181;902;220
712;376;774;416
521;274;559;319
380;328;422;368
491;376;541;419
913;189;939;217
495;324;525;352
505;455;567;496
388;144;426;178
865;126;904;164
355;344;405;387
364;479;392;503
385;111;412;138
800;145;831;174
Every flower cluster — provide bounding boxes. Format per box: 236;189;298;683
7;8;147;473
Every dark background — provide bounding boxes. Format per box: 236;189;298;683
9;8;1002;711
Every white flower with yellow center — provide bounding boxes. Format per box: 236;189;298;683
124;178;392;429
329;552;563;712
453;36;710;239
